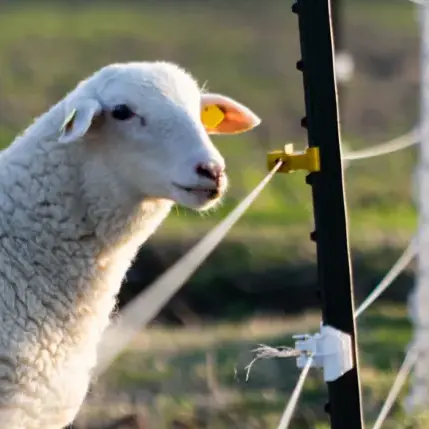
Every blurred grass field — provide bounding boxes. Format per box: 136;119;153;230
0;1;425;427
0;0;419;240
0;0;420;315
76;303;424;429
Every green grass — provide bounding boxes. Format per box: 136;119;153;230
0;4;423;425
0;2;419;306
0;1;419;248
76;304;424;429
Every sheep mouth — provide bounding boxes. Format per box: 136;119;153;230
173;183;220;200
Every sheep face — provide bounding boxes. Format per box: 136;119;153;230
59;62;261;211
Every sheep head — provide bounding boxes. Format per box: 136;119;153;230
58;61;261;211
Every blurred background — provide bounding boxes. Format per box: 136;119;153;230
0;0;422;427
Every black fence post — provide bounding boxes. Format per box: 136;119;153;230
293;0;365;428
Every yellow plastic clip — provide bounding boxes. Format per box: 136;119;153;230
267;144;320;173
201;105;225;129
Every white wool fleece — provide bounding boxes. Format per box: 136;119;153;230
0;61;260;428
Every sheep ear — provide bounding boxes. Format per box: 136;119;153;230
58;99;103;144
200;93;261;135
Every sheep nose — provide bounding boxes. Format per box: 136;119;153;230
195;162;224;183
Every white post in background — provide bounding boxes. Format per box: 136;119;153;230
406;1;429;414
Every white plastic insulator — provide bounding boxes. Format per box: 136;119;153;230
294;324;354;382
335;51;355;83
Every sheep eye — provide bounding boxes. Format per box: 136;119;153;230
111;104;135;121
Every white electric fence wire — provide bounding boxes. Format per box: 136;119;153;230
372;345;419;429
270;233;417;429
95;161;283;376
354;237;417;319
276;356;314;429
344;130;419;162
94;124;420;423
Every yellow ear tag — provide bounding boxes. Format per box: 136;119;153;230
201;105;225;129
60;108;77;132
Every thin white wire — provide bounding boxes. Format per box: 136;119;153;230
354;237;417;319
276;356;314;429
343;127;420;427
343;124;419;426
343;129;419;162
94;161;283;376
269;244;416;429
93;124;420;421
372;345;419;429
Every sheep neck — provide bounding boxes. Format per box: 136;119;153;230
0;130;173;371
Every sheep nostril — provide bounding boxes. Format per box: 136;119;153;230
195;163;224;183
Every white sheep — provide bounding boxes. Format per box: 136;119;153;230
0;61;260;429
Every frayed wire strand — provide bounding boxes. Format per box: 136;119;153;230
245;344;303;381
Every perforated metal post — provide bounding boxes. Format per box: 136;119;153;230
292;0;365;428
